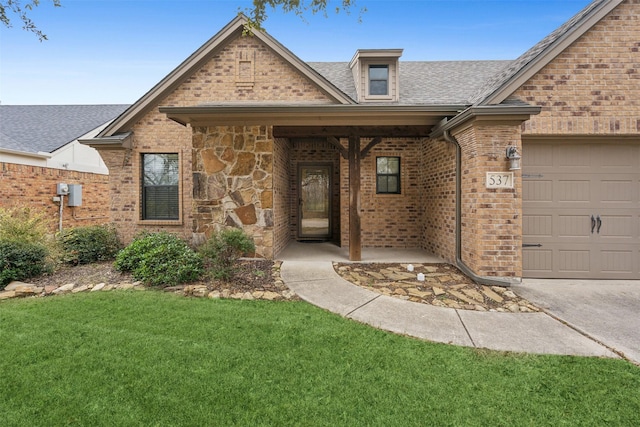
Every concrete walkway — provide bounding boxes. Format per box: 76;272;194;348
278;243;628;361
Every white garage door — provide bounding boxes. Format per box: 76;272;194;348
522;142;640;279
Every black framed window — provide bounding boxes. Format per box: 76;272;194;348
376;156;400;194
142;153;179;220
368;65;389;96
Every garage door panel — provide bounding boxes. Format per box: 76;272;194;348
601;180;633;203
597;215;634;239
599;250;634;274
523;214;552;237
523;180;553;202
558;249;591;273
558;180;591;202
523;141;640;279
558;215;591;238
522;249;553;275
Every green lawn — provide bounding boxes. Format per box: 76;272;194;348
1;291;638;426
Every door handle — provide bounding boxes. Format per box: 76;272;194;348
596;215;602;234
591;215;596;234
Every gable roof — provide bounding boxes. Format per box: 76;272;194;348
470;0;624;105
0;105;129;154
99;14;354;137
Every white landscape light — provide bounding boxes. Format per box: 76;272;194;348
407;264;414;272
506;146;521;171
417;273;425;281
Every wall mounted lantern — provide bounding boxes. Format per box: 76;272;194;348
506;146;521;171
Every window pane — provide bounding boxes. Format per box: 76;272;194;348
144;154;178;185
369;66;388;80
142;154;179;220
369;65;389;96
387;176;398;193
369;80;388;96
376;156;401;194
377;157;388;174
377;176;388;193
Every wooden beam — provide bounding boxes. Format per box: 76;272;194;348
326;136;348;160
273;125;433;138
349;136;362;261
360;136;382;158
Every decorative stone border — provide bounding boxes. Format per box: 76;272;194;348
0;261;297;302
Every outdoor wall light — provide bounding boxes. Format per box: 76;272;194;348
506;146;521;171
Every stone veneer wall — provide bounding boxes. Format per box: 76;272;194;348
340;137;423;248
289;139;341;243
515;0;640;136
453;123;523;278
0;162;110;232
273;137;292;257
419;138;457;262
192;125;275;258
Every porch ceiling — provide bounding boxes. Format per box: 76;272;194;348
159;104;464;128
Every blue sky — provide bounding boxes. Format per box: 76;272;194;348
0;0;593;105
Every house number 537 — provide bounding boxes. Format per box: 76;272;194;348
486;172;514;189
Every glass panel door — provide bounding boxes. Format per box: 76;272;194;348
299;165;331;239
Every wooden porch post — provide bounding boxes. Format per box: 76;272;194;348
348;136;361;261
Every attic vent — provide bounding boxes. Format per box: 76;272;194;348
236;50;255;88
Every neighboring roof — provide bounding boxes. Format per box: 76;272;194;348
0;105;129;154
309;60;512;105
470;0;624;105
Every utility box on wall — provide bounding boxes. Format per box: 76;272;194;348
67;184;83;207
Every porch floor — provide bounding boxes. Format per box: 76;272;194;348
276;241;443;263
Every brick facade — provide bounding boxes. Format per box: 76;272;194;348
420;138;457;262
516;0;640;136
452;124;523;278
339;138;424;248
0;162;110;232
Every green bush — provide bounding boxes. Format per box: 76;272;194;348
58;224;122;265
115;232;203;286
199;228;255;280
0;240;50;289
0;207;51;244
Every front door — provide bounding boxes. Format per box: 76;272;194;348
298;164;332;240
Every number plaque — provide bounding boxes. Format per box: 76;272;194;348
486;172;514;189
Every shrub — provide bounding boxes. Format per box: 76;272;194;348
0;207;51;244
115;232;203;286
0;240;49;289
58;224;122;265
199;228;255;280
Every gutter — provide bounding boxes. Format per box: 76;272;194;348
442;129;518;287
0;147;52;159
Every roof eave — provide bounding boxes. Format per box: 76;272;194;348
0;147;52;159
430;104;542;137
79;132;133;150
159;104;466;127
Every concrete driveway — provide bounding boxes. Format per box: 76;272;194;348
513;279;640;365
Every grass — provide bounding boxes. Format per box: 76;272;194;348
1;291;639;426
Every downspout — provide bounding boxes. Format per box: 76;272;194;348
443;130;516;287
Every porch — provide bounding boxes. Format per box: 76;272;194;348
277;241;442;263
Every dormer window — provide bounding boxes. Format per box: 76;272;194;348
349;49;402;102
368;65;389;96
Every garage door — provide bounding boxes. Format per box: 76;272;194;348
522;142;640;279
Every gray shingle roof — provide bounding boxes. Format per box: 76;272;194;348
469;0;612;105
309;60;512;105
0;105;130;154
